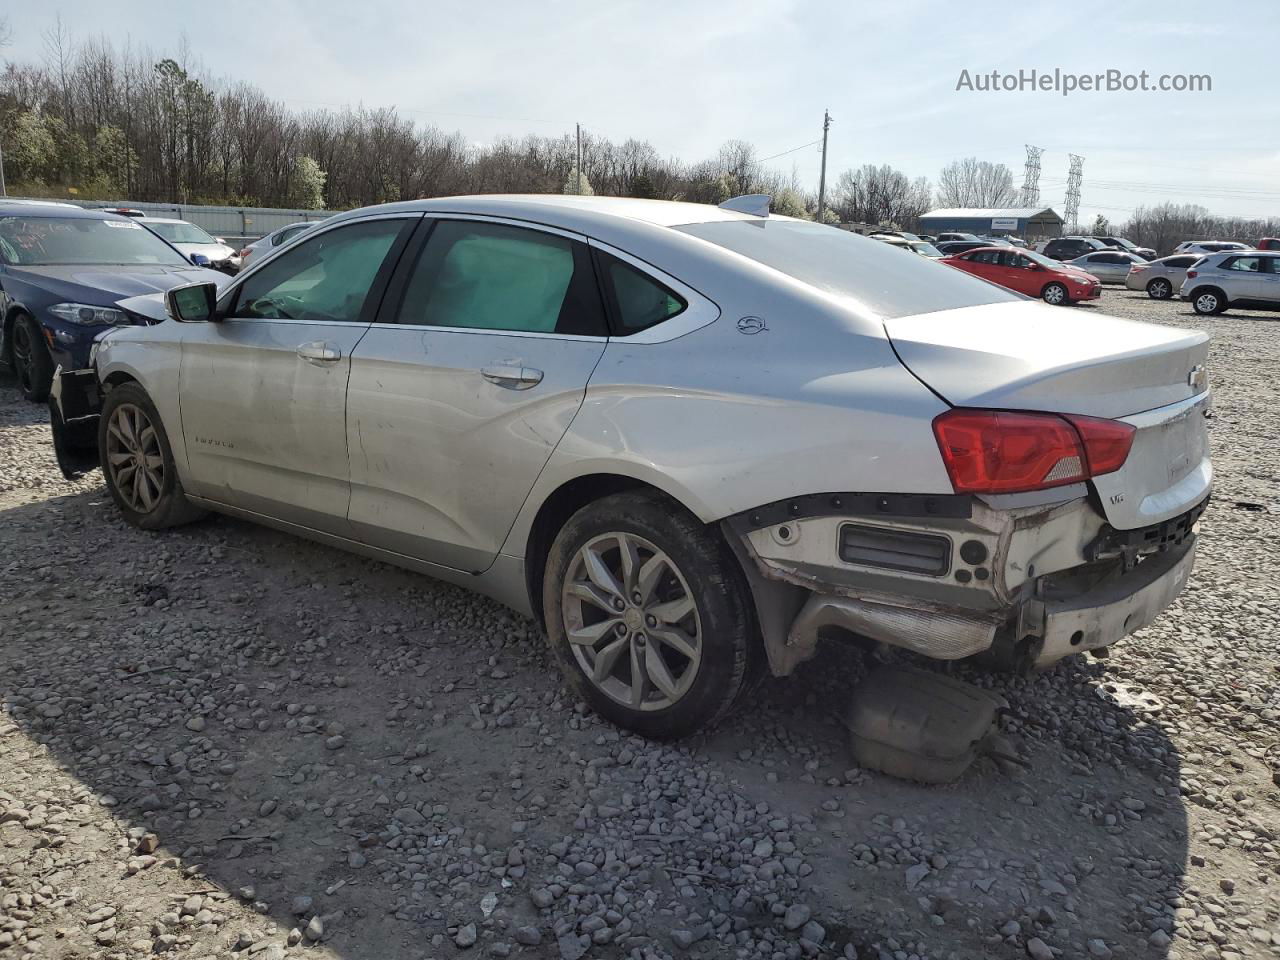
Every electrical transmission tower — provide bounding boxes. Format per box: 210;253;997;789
1063;154;1084;233
1019;145;1044;207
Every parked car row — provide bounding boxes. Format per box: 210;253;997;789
0;203;321;400
36;193;1211;738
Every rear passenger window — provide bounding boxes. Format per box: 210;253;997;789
396;220;607;336
1224;256;1261;272
597;253;686;333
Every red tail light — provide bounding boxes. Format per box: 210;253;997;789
1064;414;1135;476
932;410;1135;494
239;247;251;258
1185;270;1197;278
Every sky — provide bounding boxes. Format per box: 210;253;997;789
5;0;1279;225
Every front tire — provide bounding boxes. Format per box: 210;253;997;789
1041;282;1069;305
543;491;758;739
99;383;206;530
11;314;53;402
1191;289;1227;315
1146;277;1172;300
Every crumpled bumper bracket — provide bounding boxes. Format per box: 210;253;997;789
49;366;103;480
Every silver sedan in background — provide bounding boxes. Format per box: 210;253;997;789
50;195;1211;739
237;220;321;269
1125;253;1202;299
1067;249;1149;283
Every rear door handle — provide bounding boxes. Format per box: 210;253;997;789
297;340;342;365
480;365;544;390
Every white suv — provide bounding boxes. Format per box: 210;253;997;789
1174;240;1251;256
1180;251;1280;315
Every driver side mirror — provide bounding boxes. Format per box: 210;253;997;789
165;281;220;323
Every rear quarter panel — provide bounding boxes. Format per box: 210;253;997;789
502;283;953;557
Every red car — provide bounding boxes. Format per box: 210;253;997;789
1258;237;1280;251
942;246;1101;305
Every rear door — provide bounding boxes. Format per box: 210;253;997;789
345;216;610;572
179;215;417;534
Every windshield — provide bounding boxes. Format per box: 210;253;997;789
1113;238;1138;250
1023;250;1065;268
0;216;189;267
677;219;1021;318
146;221;217;245
910;242;944;257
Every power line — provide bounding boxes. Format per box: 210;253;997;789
751;138;824;166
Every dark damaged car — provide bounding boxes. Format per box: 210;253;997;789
0;203;230;401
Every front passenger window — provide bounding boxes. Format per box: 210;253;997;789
232;219;407;322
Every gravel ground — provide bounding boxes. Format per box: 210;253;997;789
1;290;1278;960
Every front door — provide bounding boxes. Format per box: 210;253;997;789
179;215;418;535
1220;254;1268;301
1260;256;1280;305
346;217;610;572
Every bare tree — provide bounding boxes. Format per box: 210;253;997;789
832;164;932;227
936;157;1017;208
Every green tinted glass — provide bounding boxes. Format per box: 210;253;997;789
606;258;685;331
400;221;578;333
236;220;402;322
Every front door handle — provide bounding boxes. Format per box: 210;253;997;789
480;365;544;390
297;341;342;365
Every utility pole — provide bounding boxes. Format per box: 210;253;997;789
817;109;832;223
0;140;6;197
575;123;582;195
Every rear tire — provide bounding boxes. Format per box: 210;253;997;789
1146;277;1172;300
1041;282;1069;306
1191;288;1227;315
542;490;759;739
12;314;53;402
99;383;207;530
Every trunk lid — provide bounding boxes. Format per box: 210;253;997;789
885;300;1212;529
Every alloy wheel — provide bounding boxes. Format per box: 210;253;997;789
1043;284;1066;305
1195;293;1219;314
12;322;34;393
105;403;165;513
561;532;703;712
1149;279;1171;299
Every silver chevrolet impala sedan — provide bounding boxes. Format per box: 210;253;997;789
49;195;1212;738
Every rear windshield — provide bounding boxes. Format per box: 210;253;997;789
0;216;189;267
676;219;1021;318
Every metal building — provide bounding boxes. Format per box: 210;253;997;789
918;206;1064;242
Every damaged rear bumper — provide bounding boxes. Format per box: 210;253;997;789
49;366;103;480
724;491;1205;675
786;535;1195;669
